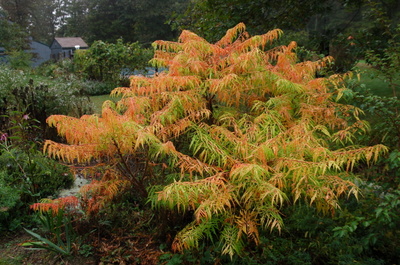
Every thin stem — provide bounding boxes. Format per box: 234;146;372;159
112;139;148;198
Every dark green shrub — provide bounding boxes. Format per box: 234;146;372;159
0;145;73;200
347;84;400;185
331;186;400;264
7;50;33;70
0;130;73;232
80;80;116;96
0;170;22;231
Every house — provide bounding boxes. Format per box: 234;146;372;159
0;40;51;67
29;40;51;67
50;37;89;61
0;46;6;63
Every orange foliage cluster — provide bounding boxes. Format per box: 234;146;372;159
30;196;79;215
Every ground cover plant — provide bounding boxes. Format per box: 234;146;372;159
29;23;392;263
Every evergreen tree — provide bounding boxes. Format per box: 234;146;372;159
0;9;28;51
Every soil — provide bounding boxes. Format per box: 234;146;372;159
0;231;96;265
0;229;164;265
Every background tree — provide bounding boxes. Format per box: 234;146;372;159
0;0;68;44
177;0;332;42
0;0;33;29
28;0;59;44
84;0;186;45
57;0;90;39
129;0;188;46
178;0;399;73
27;0;91;44
0;9;28;51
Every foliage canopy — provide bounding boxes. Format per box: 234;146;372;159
0;9;28;51
73;39;152;84
43;23;386;257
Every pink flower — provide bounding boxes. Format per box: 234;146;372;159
23;114;29;120
0;133;8;141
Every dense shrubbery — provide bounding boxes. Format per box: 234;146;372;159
345;23;399;185
35;59;118;96
349;90;400;183
0;64;85;233
0;146;74;231
74;39;153;86
0;65;94;136
0;124;73;232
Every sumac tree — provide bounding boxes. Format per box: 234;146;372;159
43;24;386;257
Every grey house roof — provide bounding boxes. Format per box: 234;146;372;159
53;37;88;49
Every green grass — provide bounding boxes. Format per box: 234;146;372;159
352;61;400;97
90;94;121;114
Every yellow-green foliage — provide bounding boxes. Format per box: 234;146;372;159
44;23;387;258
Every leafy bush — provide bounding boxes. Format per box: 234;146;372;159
80;80;116;96
0;171;20;209
74;39;153;85
0;129;73;232
0;170;21;231
355;91;400;146
0;145;74;200
34;58;77;79
0;65;93;139
36;60;117;96
345;80;400;185
330;187;400;264
6;50;33;70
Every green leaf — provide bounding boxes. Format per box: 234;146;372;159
23;228;70;256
